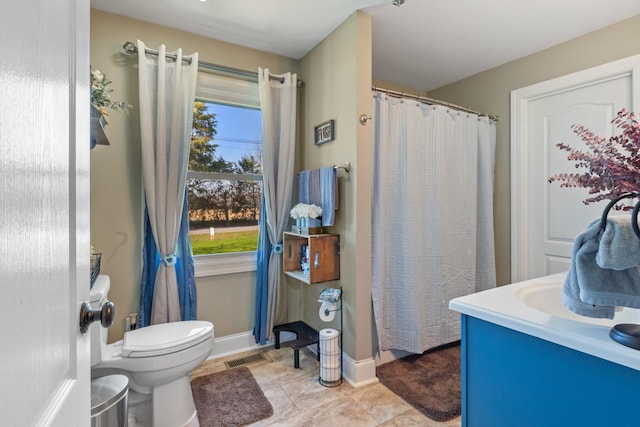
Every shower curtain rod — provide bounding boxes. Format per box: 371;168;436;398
122;41;303;87
372;85;498;121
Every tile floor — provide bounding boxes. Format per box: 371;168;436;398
192;345;462;427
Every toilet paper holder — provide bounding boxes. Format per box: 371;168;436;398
318;300;341;323
317;287;343;387
318;299;341;315
318;287;342;322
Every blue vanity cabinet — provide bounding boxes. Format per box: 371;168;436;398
461;315;640;427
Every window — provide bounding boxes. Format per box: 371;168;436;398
188;73;262;276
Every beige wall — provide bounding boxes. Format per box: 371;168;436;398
296;11;373;360
427;14;640;286
90;9;297;342
91;7;639;362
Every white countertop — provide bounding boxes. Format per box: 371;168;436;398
449;272;640;372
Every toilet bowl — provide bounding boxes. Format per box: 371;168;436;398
90;275;214;427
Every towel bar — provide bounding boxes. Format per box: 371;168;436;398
296;162;350;176
599;192;640;239
599;192;640;351
333;162;350;175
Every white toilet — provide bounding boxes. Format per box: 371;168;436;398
90;275;214;427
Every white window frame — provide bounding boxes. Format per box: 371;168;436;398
191;72;261;277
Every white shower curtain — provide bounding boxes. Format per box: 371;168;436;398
371;92;496;354
137;40;199;324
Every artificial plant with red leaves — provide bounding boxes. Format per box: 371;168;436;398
549;109;640;207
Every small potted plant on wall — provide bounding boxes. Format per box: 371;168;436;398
90;67;132;149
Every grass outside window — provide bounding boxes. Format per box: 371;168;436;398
190;229;258;255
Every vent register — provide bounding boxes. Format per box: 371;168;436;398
224;353;267;369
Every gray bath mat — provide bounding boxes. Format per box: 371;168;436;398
376;342;461;421
191;366;273;426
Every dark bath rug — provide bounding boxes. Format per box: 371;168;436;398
191;366;273;427
376;341;461;422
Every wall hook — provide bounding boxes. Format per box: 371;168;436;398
359;114;372;125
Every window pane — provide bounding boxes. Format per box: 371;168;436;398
189;101;262;255
188;178;261;254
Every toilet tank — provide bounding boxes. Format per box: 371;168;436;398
89;275;111;366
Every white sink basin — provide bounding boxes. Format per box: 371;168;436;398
449;272;640;373
514;280;640;326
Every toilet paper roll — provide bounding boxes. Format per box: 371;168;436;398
319;302;337;322
319;327;339;338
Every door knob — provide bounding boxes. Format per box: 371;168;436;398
79;300;115;334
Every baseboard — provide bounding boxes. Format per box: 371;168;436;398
342;352;378;387
306;345;378;387
375;347;412;366
207;330;296;360
208;330;379;387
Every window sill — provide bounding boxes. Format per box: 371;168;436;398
194;252;257;277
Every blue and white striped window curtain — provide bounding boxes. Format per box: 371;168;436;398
253;196;272;343
253;68;297;344
137;40;199;325
139;196;196;327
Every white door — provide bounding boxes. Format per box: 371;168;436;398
0;1;91;426
511;55;640;282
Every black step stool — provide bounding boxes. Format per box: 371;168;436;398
273;321;320;368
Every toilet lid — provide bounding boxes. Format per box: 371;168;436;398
122;320;213;358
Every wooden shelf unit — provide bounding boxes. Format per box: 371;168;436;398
283;232;340;284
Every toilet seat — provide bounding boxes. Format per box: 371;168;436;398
90;275;214;427
122;320;213;358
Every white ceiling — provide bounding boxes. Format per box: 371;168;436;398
90;0;640;91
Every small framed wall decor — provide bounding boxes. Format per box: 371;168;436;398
314;120;335;145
